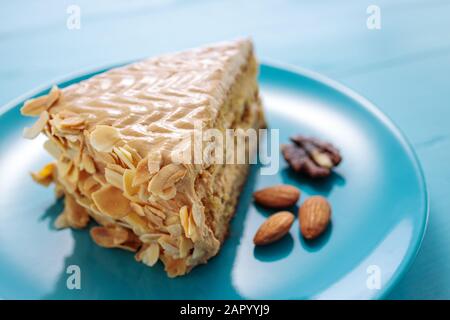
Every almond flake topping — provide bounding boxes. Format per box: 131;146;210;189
179;206;190;237
104;167;124;190
43;139;62;159
148;151;162;175
158;235;179;257
91;185;131;219
90;225;130;248
55;195;90;229
133;156;153;187
113;146;135;169
20;85;60;116
147;163;186;200
136;243;160;267
59;116;85;130
179;236;194;258
31;162;55;186
23;111;49;139
81;153;96;174
123;169;139;196
90;125;121;152
121;212;150;234
130;202;145;217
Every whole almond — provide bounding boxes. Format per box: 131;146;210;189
299;196;331;240
253;211;295;245
253;184;300;208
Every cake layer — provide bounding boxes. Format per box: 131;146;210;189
22;39;265;277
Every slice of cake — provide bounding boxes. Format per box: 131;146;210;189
21;39;265;277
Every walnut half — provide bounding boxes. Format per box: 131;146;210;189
281;136;342;178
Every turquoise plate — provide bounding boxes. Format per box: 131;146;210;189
0;63;428;299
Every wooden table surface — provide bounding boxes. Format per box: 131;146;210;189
1;0;449;299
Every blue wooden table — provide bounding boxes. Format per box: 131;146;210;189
1;0;449;299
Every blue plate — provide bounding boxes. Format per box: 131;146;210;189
0;63;428;299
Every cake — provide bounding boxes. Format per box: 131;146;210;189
21;39;265;277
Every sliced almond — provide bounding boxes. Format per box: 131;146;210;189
167;224;182;237
123;169;139;196
179;206;190;237
54;212;69;229
160;254;187;278
90;225;129;248
90;125;121;152
31;162;55;186
165;214;180;226
59;116;85;129
179;236;194;258
81;153;96;174
148;151;162;174
119;232;142;252
106;163;125;174
191;202;204;227
45;85;61;108
63;194;90;229
56;156;73;177
91;185;132;219
144;206;164;228
148;163;186;200
130;202;145;217
133;156;152;187
187;211;198;240
147;203;166;219
23;111;49;139
191;246;206;261
123;145;142;163
113;146;135;169
78;175;100;197
104;167;123;190
122;211;150;234
43;139;62;159
65;165;80;186
21;96;50;117
158;235;180;257
136;243;160;267
139;233;165;243
20;85;60;116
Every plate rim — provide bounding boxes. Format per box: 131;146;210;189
0;61;429;300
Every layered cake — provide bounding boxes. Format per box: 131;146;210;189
21;39;265;277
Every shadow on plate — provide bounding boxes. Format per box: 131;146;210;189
280;167;345;197
299;222;333;253
253;201;299;218
253;233;294;262
38;197;64;230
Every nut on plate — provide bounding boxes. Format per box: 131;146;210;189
282;136;342;178
253;184;300;208
254;211;295;246
299;196;331;240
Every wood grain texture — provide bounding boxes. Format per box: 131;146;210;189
1;0;449;299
